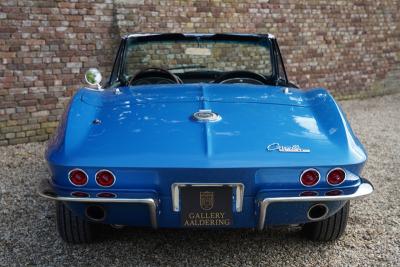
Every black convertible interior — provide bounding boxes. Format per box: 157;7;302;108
128;68;276;86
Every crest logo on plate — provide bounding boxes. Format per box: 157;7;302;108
199;191;214;210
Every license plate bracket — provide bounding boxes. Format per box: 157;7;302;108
180;186;233;228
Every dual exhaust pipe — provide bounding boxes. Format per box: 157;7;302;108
85;203;329;223
85;206;123;229
307;203;329;221
85;205;106;222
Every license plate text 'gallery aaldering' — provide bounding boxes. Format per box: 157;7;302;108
180;186;233;227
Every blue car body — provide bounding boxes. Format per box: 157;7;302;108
39;33;373;238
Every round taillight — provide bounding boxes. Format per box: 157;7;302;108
300;191;318;197
95;170;115;187
97;192;116;198
326;189;343;196
69;169;88;186
71;191;89;198
300;169;320;186
327;168;346;185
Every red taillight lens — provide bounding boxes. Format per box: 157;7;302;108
300;191;318;197
97;192;116;198
71;191;89;197
95;170;115;187
327;168;346;185
300;169;320;186
69;169;88;186
326;189;343;196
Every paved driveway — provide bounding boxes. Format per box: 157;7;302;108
0;94;399;266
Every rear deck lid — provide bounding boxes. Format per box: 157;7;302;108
81;84;328;107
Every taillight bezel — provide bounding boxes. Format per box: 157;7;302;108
68;168;88;187
326;167;346;186
95;169;116;187
300;168;321;187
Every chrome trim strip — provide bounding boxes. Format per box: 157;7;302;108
326;167;346;186
38;180;158;229
171;183;245;213
299;168;321;187
95;169;116;187
124;33;276;39
257;179;374;230
125;33;159;38
68;168;88;187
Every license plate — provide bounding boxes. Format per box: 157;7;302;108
181;186;233;228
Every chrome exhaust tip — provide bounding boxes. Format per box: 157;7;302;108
110;224;125;229
307;203;329;221
85;205;106;222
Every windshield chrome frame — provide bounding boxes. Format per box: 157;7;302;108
108;33;288;88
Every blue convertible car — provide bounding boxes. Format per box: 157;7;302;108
39;33;373;243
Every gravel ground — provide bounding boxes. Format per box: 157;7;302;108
0;93;399;266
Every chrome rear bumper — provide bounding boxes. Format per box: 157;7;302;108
39;178;373;230
38;179;158;228
257;178;374;230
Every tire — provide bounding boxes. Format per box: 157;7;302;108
56;202;94;244
302;201;350;241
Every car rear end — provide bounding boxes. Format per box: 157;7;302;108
41;163;373;230
39;84;373;241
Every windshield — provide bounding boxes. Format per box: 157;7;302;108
123;39;272;78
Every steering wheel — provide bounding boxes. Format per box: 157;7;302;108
129;68;182;85
214;70;268;85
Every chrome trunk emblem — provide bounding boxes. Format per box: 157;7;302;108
192;109;221;122
267;143;310;153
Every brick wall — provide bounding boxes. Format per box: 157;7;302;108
0;0;399;146
125;42;272;75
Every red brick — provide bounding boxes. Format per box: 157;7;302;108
0;0;398;146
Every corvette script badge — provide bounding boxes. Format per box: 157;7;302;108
267;143;310;153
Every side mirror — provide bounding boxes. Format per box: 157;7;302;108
85;68;103;90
